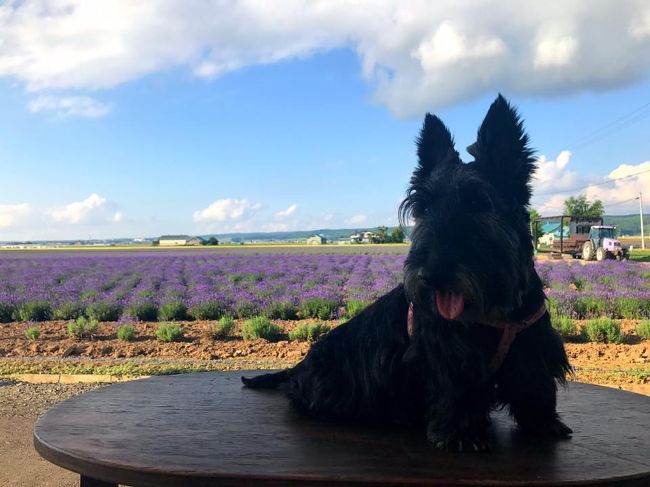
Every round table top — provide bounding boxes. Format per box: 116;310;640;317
34;371;650;487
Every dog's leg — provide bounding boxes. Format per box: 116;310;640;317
496;322;572;439
419;325;493;452
425;380;493;452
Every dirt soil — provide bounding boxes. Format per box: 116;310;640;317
0;318;649;486
0;380;105;487
1;318;649;393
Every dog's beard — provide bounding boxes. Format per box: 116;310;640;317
404;264;515;325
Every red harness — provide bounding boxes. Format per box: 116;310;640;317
406;302;547;373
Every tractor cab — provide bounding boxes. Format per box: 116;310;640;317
583;225;628;261
588;226;616;248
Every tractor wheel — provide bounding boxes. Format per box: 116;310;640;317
596;247;606;261
582;241;594;261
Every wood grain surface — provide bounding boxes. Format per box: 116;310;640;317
34;371;650;487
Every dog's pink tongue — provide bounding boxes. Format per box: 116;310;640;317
435;291;465;320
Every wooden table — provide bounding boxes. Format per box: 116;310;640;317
34;371;650;487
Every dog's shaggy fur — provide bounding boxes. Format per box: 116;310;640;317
243;95;572;451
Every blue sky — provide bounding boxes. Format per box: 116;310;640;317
0;1;649;240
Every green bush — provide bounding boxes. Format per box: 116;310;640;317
16;301;52;322
298;297;339;320
204;315;235;340
156;323;184;342
345;299;371;318
289;323;330;342
25;326;41;341
614;297;649;319
0;302;15;323
158;301;187;321
582;318;624;344
80;290;98;301
85;301;122;322
117;324;136;342
264;301;298;320
128;301;158;321
188;300;224;320
67;316;99;339
572;296;606;319
552;316;577;339
234;300;260;319
241;316;282;341
636;320;650;340
52;302;83;320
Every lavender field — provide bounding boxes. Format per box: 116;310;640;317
0;248;648;323
0;248;406;323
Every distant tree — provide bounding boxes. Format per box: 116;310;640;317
372;226;388;244
529;209;543;239
152;239;160;246
563;195;605;218
388;227;405;243
204;237;219;246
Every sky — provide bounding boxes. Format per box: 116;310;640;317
0;0;649;240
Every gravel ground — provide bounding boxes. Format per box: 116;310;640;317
0;380;107;487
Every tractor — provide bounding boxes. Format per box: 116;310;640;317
581;225;629;261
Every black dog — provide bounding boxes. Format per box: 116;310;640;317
243;95;572;451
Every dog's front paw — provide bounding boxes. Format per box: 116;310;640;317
519;417;573;439
427;427;490;452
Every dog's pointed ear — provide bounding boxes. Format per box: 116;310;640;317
472;95;536;206
411;113;459;186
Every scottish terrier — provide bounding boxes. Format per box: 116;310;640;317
243;95;572;451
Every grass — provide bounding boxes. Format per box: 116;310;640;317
24;326;41;341
289;323;330;342
629;249;650;263
0;358;295;377
637;320;650;340
67;316;99;339
155;323;184;342
345;299;372;318
581;318;624;344
158;301;188;321
117;324;136;342
203;316;235;340
552;316;577;340
241;316;282;341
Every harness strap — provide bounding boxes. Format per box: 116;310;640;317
406;301;547;373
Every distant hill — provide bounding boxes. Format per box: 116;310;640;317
603;214;650;236
202;227;403;243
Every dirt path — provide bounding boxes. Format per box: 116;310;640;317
0;380;104;487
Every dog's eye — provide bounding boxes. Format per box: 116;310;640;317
466;193;492;213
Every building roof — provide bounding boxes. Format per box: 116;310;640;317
159;235;191;240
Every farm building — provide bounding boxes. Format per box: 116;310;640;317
350;231;376;244
306;234;327;245
159;235;205;246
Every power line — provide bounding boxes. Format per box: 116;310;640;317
601;197;639;208
572;100;650;150
534;167;650;197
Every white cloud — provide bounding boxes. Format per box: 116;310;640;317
585;161;650;214
0;203;32;228
413;21;505;70
531;154;650;215
193;198;261;223
346;214;367;225
532;150;591;214
534;36;577;68
27;95;111;118
533;150;584;195
275;204;297;218
2;1;650;116
50;193;122;224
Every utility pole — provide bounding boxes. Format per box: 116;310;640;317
640;192;646;250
